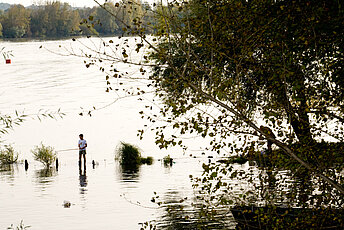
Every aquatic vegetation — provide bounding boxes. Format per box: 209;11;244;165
217;155;248;165
116;142;142;167
63;200;71;208
7;220;30;230
141;156;153;165
31;143;57;167
163;155;173;166
0;145;18;165
115;142;153;167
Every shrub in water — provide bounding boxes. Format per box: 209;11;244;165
141;156;153;165
32;143;56;167
163;155;173;166
116;142;153;167
0;145;18;165
116;142;141;167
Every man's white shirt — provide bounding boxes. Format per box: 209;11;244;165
79;139;87;149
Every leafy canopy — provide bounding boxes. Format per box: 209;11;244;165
147;0;344;203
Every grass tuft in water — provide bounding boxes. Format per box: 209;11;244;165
7;220;31;230
0;145;18;165
31;143;57;168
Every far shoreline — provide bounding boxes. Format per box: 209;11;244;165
0;33;152;43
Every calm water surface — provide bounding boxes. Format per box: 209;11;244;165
0;38;235;229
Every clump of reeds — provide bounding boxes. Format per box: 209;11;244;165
31;143;56;167
115;142;153;167
0;145;18;165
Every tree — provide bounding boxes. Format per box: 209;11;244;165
89;0;145;35
152;0;343;143
0;4;30;38
0;22;2;37
29;5;48;37
68;9;82;35
76;7;98;36
149;0;343;180
93;1;120;34
144;0;344;222
56;3;80;36
30;2;81;38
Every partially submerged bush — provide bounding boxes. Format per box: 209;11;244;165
141;156;153;165
0;145;18;165
163;155;173;166
116;142;142;167
116;142;153;167
217;155;248;165
32;143;56;167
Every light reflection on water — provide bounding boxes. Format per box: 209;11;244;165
1;156;225;229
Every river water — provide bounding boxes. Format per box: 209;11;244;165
0;38;237;229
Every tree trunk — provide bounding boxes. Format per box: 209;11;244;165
281;73;314;145
293;74;314;145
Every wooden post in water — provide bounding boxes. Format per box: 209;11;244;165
92;160;95;169
56;158;59;170
24;160;29;171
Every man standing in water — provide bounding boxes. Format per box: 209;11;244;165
78;134;87;166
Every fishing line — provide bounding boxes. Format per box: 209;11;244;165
56;148;79;153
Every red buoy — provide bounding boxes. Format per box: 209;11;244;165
5;59;11;64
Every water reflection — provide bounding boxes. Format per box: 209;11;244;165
0;38;210;230
79;164;88;195
292;169;313;207
35;168;57;183
0;164;15;184
258;167;316;207
119;164;140;182
0;164;14;173
156;190;235;229
34;167;57;191
258;169;278;205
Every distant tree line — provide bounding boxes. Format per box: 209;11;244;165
0;0;153;39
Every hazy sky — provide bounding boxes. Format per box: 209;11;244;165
0;0;157;7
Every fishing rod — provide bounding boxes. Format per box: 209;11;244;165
55;148;96;168
23;148;78;171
